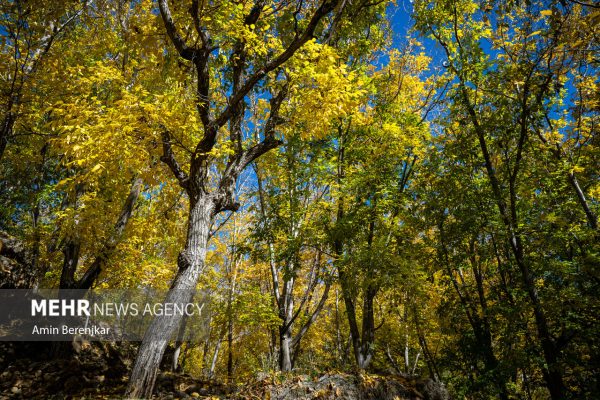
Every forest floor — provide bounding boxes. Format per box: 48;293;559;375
0;342;448;400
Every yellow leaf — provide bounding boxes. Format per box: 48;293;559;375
540;10;552;17
91;164;102;173
56;178;71;187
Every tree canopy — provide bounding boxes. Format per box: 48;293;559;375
0;0;598;398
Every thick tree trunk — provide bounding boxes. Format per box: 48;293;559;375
126;196;214;399
356;284;377;369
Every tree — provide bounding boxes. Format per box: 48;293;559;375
125;1;388;397
413;0;599;397
254;134;334;371
0;0;86;161
328;45;433;369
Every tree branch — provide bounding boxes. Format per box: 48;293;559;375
213;0;339;130
291;278;332;350
160;128;189;190
158;0;198;61
77;177;144;289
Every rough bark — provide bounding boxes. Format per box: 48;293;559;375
126;196;215;399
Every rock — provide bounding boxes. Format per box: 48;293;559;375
256;373;446;400
190;392;200;398
175;390;189;398
10;386;21;395
419;379;450;400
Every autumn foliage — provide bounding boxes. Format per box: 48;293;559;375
0;0;598;399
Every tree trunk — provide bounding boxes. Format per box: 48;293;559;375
278;274;294;372
568;171;598;230
0;103;16;162
338;268;377;370
458;83;565;400
171;315;188;372
279;325;293;372
357;284;377;369
227;310;234;382
126;196;215;399
208;334;223;379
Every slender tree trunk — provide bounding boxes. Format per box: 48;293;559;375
568;171;598;230
171;315;188;372
404;335;410;373
413;312;440;381
278;274;294;372
126;196;215;399
335;288;342;365
227;318;234;382
0;100;16;162
439;220;508;399
535;127;598;230
457;82;565;400
208;333;223;379
172;345;182;373
256;165;292;372
346;205;379;370
338;268;377;370
226;230;239;382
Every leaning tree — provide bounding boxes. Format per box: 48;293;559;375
125;0;387;397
